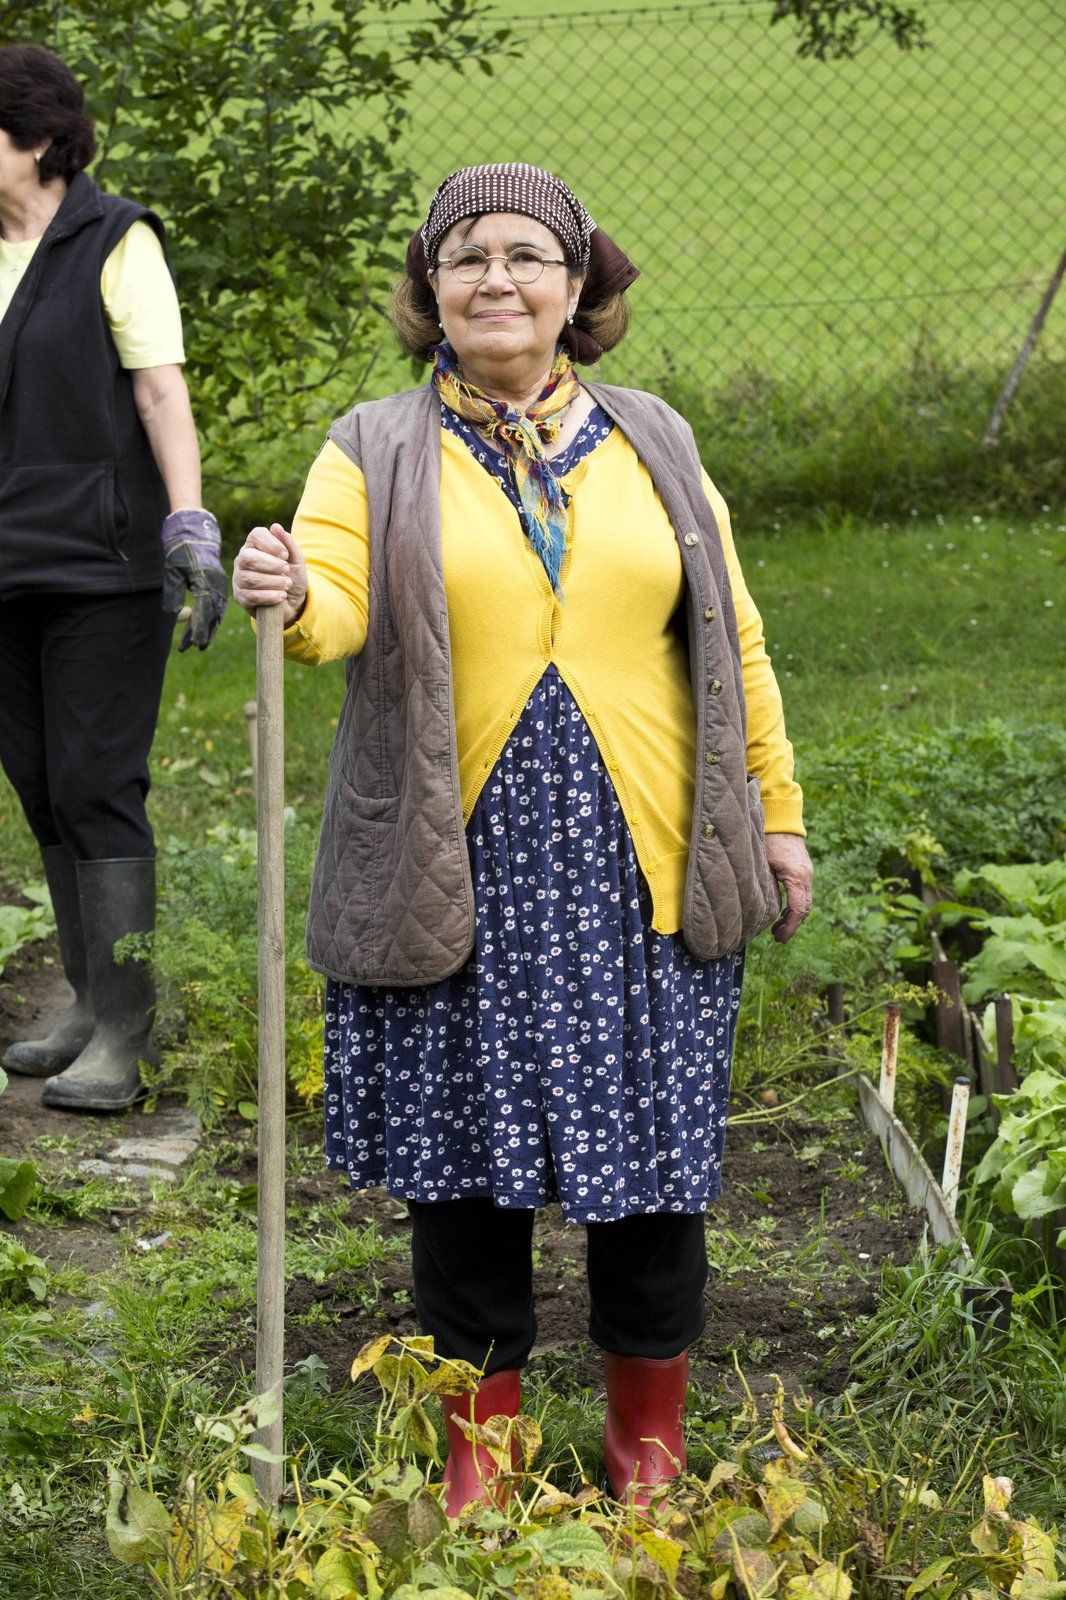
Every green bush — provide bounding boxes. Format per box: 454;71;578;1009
659;346;1065;524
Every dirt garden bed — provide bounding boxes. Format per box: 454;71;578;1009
3;923;926;1414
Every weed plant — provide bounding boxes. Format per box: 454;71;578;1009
97;1335;1061;1599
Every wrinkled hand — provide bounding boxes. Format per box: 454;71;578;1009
765;833;814;943
162;508;228;651
232;522;308;626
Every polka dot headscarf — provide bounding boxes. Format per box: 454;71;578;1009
421;162;596;270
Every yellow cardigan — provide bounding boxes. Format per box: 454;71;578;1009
283;424;805;935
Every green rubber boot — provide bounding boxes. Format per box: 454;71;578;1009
41;858;157;1114
3;845;93;1077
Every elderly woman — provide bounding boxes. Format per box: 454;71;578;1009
234;162;812;1510
0;44;227;1112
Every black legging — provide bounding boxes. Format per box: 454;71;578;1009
408;1197;708;1374
0;589;172;861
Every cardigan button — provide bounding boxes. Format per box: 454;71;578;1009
683;533;698;546
707;678;723;695
702;822;717;840
704;606;715;620
705;750;721;765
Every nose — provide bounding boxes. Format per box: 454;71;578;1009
478;257;515;294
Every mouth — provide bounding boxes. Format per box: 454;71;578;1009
472;310;527;321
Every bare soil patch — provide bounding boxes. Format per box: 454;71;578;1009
271;1109;925;1405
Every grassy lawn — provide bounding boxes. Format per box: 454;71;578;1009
1;498;1063;1590
346;0;1065;395
4;503;1061;882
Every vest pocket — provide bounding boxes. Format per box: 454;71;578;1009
0;460;119;581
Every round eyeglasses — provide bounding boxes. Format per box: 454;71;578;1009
434;246;568;285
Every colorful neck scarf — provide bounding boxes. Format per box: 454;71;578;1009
432;342;580;593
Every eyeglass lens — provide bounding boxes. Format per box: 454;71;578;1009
449;249;545;283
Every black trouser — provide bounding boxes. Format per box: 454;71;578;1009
0;590;172;861
408;1198;708;1375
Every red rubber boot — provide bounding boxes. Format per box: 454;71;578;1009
603;1352;689;1506
441;1368;522;1517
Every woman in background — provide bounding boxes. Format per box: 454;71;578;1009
0;43;227;1112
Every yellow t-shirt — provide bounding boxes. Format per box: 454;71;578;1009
0;218;184;368
282;425;805;936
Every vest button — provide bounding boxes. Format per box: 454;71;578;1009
704;606;715;620
683;533;698;546
705;750;721;765
707;678;723;695
702;822;717;840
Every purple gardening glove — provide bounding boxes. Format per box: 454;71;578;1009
162;508;228;651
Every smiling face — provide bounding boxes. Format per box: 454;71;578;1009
430;211;584;383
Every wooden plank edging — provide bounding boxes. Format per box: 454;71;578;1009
856;1073;972;1263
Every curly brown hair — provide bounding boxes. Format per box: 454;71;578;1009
0;44;96;184
391;273;630;365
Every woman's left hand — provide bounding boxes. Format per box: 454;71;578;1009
764;833;814;943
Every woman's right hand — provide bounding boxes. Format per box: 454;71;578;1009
232;522;308;625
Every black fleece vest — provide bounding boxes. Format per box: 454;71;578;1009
0;173;170;598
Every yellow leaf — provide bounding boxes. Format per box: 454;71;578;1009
786;1562;853;1600
761;1477;810;1538
350;1334;392;1383
983;1475;1014;1519
637;1528;684;1582
1013;1520;1059;1581
424;1357;483;1396
512;1413;543;1471
203;1498;246;1577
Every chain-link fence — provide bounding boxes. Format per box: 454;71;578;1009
357;0;1063;401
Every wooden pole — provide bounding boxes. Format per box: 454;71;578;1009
254;605;286;1505
993;994;1020;1093
982;248;1066;448
826;983;848;1075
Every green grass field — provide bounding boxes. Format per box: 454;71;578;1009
2;504;1061;884
344;0;1065;398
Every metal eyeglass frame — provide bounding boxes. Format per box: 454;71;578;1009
433;246;569;284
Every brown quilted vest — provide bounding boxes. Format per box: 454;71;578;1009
305;380;781;985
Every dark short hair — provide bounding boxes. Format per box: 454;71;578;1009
0;44;95;183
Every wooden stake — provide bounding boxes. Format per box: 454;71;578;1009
982;247;1066;448
826;983;847;1075
254;605;286;1505
941;1075;971;1220
994;994;1020;1093
879;1002;900;1114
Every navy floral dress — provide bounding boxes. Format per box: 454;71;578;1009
323;404;745;1225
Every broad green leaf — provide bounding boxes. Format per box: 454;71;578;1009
105;1468;170;1565
1011;1165;1066;1221
794;1495;829;1536
523;1521;615;1575
0;1158;36;1221
312;1545;362;1599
